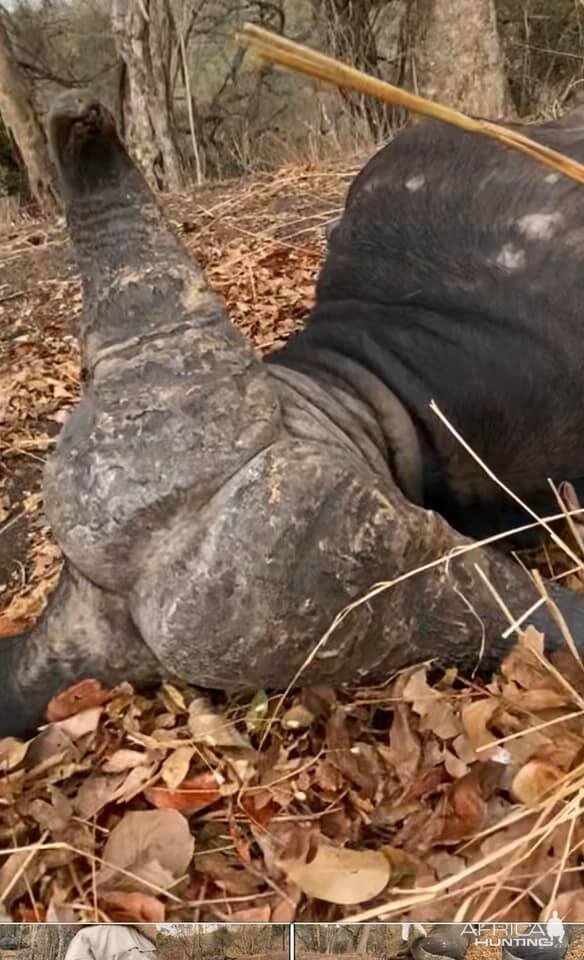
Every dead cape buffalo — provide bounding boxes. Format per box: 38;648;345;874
2;93;584;740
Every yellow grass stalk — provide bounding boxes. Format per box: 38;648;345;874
237;23;584;185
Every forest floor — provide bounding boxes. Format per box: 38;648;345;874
1;161;584;925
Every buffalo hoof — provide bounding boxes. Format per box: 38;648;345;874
411;927;470;960
502;941;569;960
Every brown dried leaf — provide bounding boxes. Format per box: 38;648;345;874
46;679;111;721
0;850;45;906
283;843;390;905
0;737;29;771
75;774;126;819
96;809;194;892
99;889;165;923
145;771;220;811
188;696;250;748
387;703;421;784
160;745;195;790
511;759;564;806
440;772;486;842
102;749;150;773
461;698;498;753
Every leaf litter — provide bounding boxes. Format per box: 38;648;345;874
2;162;584;922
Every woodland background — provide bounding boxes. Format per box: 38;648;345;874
0;923;289;960
2;0;584;214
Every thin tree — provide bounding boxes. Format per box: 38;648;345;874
111;0;186;191
406;0;512;117
0;7;57;211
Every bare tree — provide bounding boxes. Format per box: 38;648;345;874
0;7;57;210
406;0;512;117
111;0;187;190
170;925;203;960
311;0;391;137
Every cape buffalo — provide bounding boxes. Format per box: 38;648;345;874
1;94;584;739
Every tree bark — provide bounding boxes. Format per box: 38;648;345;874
357;928;371;956
407;0;512;118
111;0;186;191
0;12;57;211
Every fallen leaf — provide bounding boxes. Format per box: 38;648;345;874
55;706;102;739
145;771;221;812
461;698;498;753
283;843;390;904
188;697;250;748
46;679;111;722
27;797;71;833
0;737;29;771
160;746;195;790
96;809;194;892
387;703;421;784
99;889;165;922
75;774;126;819
282;704;315;729
511;759;564;806
440;772;485;842
228;905;271;922
241;794;281;827
0;850;45;905
102;749;149;773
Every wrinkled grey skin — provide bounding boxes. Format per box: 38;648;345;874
410;925;572;960
2;94;584;739
410;925;470;960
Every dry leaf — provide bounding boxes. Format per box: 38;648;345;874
511;759;564;806
228;905;271;922
99;889;165;922
388;702;421;784
145;771;221;811
188;697;250;748
443;749;469;779
461;698;498;753
0;737;29;771
283;843;390;904
46;678;111;721
96;808;194;891
440;773;486;841
75;774;126;819
282;704;315;729
160;746;195;790
102;749;149;773
55;706;102;739
0;850;45;906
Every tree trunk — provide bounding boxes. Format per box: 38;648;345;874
0;12;57;211
407;0;512;118
357;928;371;956
111;0;186;191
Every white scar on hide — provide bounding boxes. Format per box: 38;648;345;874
405;174;426;192
516;211;563;240
495;243;526;271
